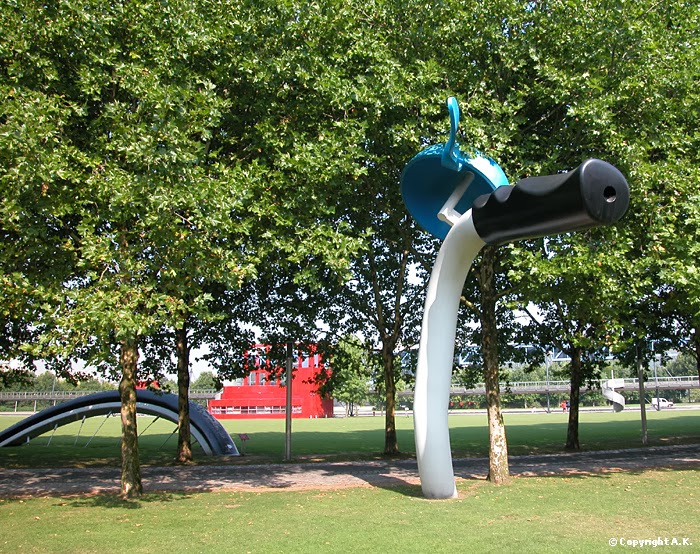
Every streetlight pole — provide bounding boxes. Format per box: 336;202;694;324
284;342;293;461
51;370;57;407
545;351;551;414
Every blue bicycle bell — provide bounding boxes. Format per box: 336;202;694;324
400;97;509;240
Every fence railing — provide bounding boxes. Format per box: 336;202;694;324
0;389;219;401
1;376;698;403
399;375;700;397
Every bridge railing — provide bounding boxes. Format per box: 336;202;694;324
2;377;697;403
0;390;101;400
498;377;697;391
0;389;220;401
407;375;699;396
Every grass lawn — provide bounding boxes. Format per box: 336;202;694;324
0;469;697;553
217;408;700;460
1;410;698;553
1;408;699;467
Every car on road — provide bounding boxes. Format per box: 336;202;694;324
650;397;674;409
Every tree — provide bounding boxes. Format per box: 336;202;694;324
0;0;365;495
666;353;698;378
4;0;697;490
320;336;375;417
201;0;443;456
472;247;513;481
0;364;34;390
400;0;700;462
1;0;222;494
500;0;700;450
192;371;219;391
513;233;627;449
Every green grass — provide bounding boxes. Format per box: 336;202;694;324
1;409;699;468
0;469;697;553
1;411;698;552
218;409;700;460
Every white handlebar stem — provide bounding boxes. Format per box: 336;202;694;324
413;209;485;499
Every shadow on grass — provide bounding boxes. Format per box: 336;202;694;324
59;491;194;509
479;414;700;458
510;464;700;483
501;443;700;484
0;434;207;469
222;429;412;458
374;482;425;498
1;445;696;502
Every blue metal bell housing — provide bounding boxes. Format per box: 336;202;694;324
400;97;509;240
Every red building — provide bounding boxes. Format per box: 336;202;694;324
207;345;334;419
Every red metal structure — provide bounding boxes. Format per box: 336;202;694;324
207;345;334;419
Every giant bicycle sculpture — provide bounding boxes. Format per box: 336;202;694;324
0;390;238;456
401;97;630;498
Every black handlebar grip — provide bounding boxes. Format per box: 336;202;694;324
472;159;629;245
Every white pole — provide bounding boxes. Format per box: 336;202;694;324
413;209;485;499
285;343;293;461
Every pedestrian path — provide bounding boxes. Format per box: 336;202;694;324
0;444;697;497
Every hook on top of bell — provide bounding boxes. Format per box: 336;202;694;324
400;97;510;241
441;97;463;172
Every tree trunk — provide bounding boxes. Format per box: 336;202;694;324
382;349;399;455
479;246;509;484
565;347;583;451
119;337;142;498
176;323;193;463
637;343;648;446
